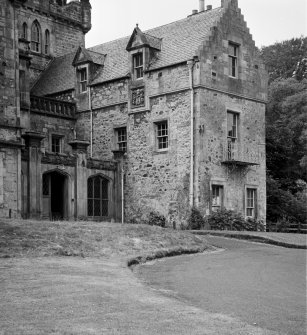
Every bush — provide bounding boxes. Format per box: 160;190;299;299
147;211;166;228
187;207;206;230
206;209;264;231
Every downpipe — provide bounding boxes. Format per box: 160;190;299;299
187;59;195;208
88;85;93;158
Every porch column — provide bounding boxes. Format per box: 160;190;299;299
22;131;45;219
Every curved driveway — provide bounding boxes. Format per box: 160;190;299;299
136;236;306;335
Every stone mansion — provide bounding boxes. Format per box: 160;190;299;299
0;0;267;226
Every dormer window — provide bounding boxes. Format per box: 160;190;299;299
133;53;143;79
78;67;87;93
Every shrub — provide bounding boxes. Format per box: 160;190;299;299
147;211;166;228
206;208;264;231
187;207;206;230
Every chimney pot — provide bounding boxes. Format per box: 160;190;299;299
199;0;205;12
192;9;198;15
207;5;212;10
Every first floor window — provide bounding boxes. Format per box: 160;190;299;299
78;68;87;93
88;176;109;217
51;135;62;153
227;111;239;139
212;185;224;211
246;188;257;218
115;127;127;152
156;121;168;150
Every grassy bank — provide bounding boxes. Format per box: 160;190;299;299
0;219;211;259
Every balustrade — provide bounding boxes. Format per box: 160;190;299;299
30;95;76;119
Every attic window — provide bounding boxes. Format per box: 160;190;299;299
78;68;87;93
228;42;239;78
133;53;143;79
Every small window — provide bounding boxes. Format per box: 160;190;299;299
31;21;40;52
155;121;168;150
228;42;238;78
115;127;127;152
212;185;224;212
246;188;257;218
19;70;26;104
45;30;50;54
227;111;239;139
51;135;62;153
78;68;87;93
133;53;143;79
22;23;27;40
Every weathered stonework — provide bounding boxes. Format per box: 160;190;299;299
0;0;267;225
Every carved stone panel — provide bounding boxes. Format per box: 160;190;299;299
131;87;145;108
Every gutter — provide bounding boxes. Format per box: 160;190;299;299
187;60;195;208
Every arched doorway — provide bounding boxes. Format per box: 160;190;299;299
42;170;68;220
87;175;109;219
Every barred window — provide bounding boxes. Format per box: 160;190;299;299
88;176;109;217
115;127;127;152
31;21;40;52
133;53;143;79
246;188;257;218
156;121;168;150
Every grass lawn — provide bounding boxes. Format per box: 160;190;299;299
0;219;212;260
0;219;280;335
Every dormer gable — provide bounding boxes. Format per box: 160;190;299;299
126;25;161;52
126;25;161;81
72;46;105;67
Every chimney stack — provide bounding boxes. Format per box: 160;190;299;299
192;9;198;15
199;0;205;12
207;5;212;10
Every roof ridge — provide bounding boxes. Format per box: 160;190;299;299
88;7;222;50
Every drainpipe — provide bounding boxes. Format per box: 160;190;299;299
88;85;93;157
187;59;195;208
121;164;124;224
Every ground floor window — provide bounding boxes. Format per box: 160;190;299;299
212;185;224;211
246;188;257;218
88;176;109;217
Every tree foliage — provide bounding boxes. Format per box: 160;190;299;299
264;37;307;225
260;37;307;83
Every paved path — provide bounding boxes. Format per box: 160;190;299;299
136;237;307;335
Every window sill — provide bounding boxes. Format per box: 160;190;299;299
153;149;169;155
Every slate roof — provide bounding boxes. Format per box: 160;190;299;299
32;7;223;95
31;51;76;96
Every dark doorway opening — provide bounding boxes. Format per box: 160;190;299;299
42;171;68;220
51;172;65;220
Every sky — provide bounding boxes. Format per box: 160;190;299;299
85;0;306;49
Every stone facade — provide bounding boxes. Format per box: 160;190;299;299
0;0;268;226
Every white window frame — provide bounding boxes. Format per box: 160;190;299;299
245;187;257;218
133;52;143;79
155;120;169;151
115;127;127;152
227;111;239;139
78;67;88;93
